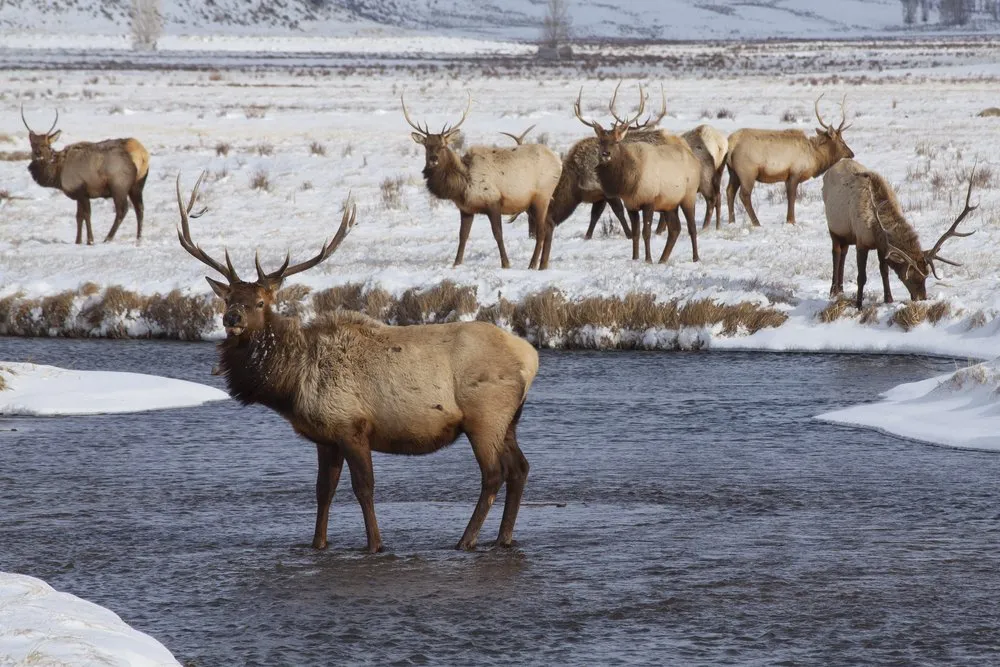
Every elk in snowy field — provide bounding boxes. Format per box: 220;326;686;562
22;107;149;244
403;93;562;270
726;94;854;226
822;158;977;309
547;86;670;240
577;85;702;264
175;174;539;552
681;124;728;230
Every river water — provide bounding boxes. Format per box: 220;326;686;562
1;338;998;666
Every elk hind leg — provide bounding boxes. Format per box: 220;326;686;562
585;200;607;240
641;206;654;263
855;247;870;310
628;209;641;260
658;211;683;264
726;164;739;225
104;190;130;242
738;180;763;227
536;200;555;271
457;426;505;551
681;199;699;262
785;177;799;225
496;405;529;548
74;199;89;245
129;175;146;241
312;443;345;550
454;212;474;267
876;248;894;304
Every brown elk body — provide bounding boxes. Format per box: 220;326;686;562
403;95;562;270
577;88;702;264
22;109;149;244
823;158;976;309
726;95;854;227
681;124;729;230
175;175;539;553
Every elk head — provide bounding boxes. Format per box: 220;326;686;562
814;93;855;161
574;83;647;165
402;92;472;172
21;105;61;161
175;173;356;338
869;171;977;301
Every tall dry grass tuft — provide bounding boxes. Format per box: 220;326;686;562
313;283;365;313
143;290;221;340
891;302;929;331
819;296;853;323
859;304;880;325
476;296;518;328
394;281;477;325
275;284;312;318
83;285;144;337
926;300;952;324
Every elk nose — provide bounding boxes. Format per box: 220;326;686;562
223;311;243;327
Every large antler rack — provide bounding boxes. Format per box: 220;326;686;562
923;165;978;278
401;92;472;139
20;104;59;136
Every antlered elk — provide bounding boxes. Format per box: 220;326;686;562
403;94;562;270
823;158;977;309
22;107;149;245
578;86;702;264
175;174;539;553
726;94;854;226
547;86;670;241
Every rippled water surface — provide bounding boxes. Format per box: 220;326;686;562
2;338;998;665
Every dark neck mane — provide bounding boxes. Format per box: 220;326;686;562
596;146;640;200
27;152;63;189
423;149;470;204
217;313;303;415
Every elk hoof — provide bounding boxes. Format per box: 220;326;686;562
366;542;384;554
455;538;477;551
311;537;328;550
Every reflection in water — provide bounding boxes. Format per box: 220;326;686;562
1;338;998;665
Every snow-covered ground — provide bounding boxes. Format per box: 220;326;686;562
0;571;180;666
1;45;999;357
817;359;1000;451
0;362;227;415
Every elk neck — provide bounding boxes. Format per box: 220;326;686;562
217;310;305;416
595;145;640;200
808;134;845;178
866;176;922;258
26;151;64;189
422;148;471;204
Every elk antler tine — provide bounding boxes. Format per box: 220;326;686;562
20;104;32;133
814;93;830;131
400;93;428;135
225;249;240;283
608;80;625;123
573;88;602;131
444;91;472;137
47;109;59;136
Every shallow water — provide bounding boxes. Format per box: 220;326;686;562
1;338;998;665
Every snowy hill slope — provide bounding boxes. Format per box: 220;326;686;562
0;0;997;41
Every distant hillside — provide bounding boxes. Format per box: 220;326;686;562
1;0;999;41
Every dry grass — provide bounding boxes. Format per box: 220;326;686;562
249;169;271;192
255;142;274;156
78;282;101;297
312;283;394;320
275;284;312;318
967;310;988;329
0;132;13;143
926;300;952;324
891;302;930;331
0;151;30;161
780;110;797;123
818;296;853;323
244;104;268;119
380;175;406;209
859;304;881;325
215;142;230;157
394;281;478;325
309;141;326;156
82;285;144;336
716;108;735;120
143;290;222;340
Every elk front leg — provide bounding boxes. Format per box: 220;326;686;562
830;235;844;297
655;211;668;235
726;165;739;226
702;193;714;231
104;192;130;242
453;211;474;267
486;207;511;269
785;177;799;225
629;209;641;260
855;247;869;310
876;248;894;304
74;199;87;245
641;206;654;262
606;198;632;239
312;443;345;550
585;200;606;240
658;209;683;264
538;214;554;271
344;444;382;553
682;200;699;262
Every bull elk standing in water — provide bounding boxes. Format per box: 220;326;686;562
403;93;562;270
577;86;702;264
22;107;149;244
175;174;538;552
823;159;976;309
726;94;854;227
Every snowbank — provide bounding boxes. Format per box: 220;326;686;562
816;360;1000;452
0;571;180;666
0;362;228;416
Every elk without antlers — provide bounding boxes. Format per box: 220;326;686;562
174;174;539;554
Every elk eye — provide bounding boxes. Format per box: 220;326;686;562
256;300;265;308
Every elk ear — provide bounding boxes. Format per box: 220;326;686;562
47;130;61;143
205;276;230;299
410;132;426;145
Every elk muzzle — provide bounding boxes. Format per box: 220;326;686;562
223;307;246;335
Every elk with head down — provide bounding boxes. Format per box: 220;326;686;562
822;158;976;309
577;85;702;264
726;94;854;227
22;107;149;245
681;124;728;230
175;174;539;553
403;93;562;270
546;85;671;241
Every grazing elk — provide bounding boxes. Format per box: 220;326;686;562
681;124;728;230
726;94;854;227
175;174;539;553
577;86;702;264
547;86;670;241
22;107;149;245
823;159;976;309
403;94;562;270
